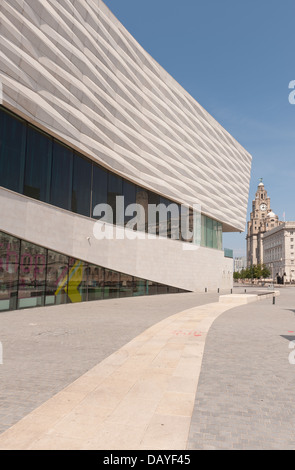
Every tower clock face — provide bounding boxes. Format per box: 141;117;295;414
260;203;267;211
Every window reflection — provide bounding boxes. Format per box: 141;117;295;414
0;230;190;311
24;126;52;203
0;106;224;253
50;141;73;211
18;240;46;309
87;265;104;301
72;153;92;217
133;277;147;297
120;273;133;298
0;108;26;194
46;251;69;305
0;232;20;311
104;269;120;299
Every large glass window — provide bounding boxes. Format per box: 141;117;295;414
50;141;73;211
217;222;223;250
136;187;149;232
108;172;123;226
120;273;133;298
104;269;120;299
206;217;213;248
146;280;157;296
24;126;52;203
72;153;92;217
123;180;137;228
92;165;108;221
201;215;207;247
0;232;20;311
0;107;224;255
133;277;147;297
213;220;219;250
0;230;191;311
148;191;160;236
157;283;168;295
87;265;104;301
46;250;69;306
0;107;26;193
67;257;88;303
18;240;46;309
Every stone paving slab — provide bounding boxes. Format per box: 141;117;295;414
187;287;295;450
0;292;221;435
0;297;246;450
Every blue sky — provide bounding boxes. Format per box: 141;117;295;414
103;0;295;257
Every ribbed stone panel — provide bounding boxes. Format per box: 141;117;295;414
0;0;251;232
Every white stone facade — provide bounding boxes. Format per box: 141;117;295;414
0;0;252;293
0;0;251;232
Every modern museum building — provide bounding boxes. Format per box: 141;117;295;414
0;0;252;311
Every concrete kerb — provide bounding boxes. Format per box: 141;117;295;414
219;291;280;304
0;294;265;450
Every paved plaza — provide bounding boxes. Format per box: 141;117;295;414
0;287;294;450
188;287;295;450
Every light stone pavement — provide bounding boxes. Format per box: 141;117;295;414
0;292;220;435
0;287;291;450
187;287;295;450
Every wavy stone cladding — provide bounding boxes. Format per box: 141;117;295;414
0;0;251;232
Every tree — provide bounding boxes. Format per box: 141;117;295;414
234;264;271;281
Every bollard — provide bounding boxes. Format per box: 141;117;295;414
231;289;233;294
273;295;276;305
205;288;207;293
245;289;247;293
218;288;220;294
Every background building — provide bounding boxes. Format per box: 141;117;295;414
263;222;295;284
234;257;247;273
246;181;282;267
0;0;252;311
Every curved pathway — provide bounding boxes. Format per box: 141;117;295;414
187;288;295;450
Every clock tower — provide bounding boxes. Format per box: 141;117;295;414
246;180;281;267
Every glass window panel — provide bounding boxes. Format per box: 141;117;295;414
72;153;92;217
157;283;168;295
213;220;218;249
0;231;20;311
123;180;136;227
136;187;148;232
206;217;213;248
148;191;160;236
108;173;123;225
67;257;88;303
168;286;179;294
133;277;147;297
24;126;52;203
18;240;46;309
50;141;73;211
159;197;172;238
201;215;207;247
146;280;157;296
92;165;108;220
104;269;120;299
218;222;223;251
0;107;26;194
180;206;189;242
120;273;133;298
87;265;104;301
189;208;194;243
46;250;69;305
